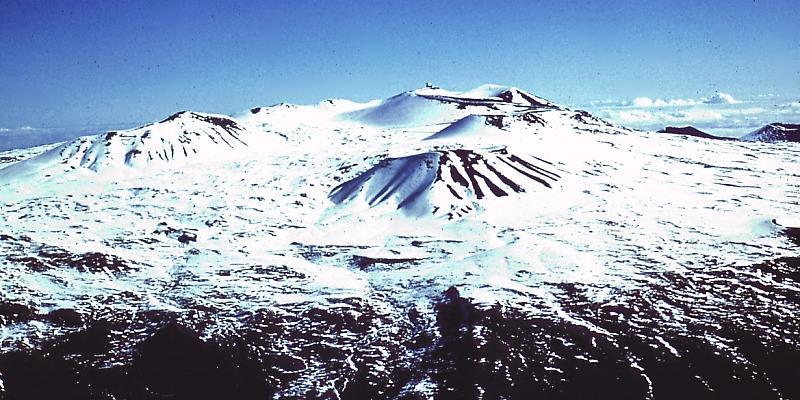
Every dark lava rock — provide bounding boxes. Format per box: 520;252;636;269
571;109;613;127
351;255;419;270
0;322;109;400
0;319;272;400
0;302;35;325
161;110;187;122
519;110;546;126
750;257;800;285
485;115;505;129
414;282;800;399
177;232;197;244
8;255;50;272
194;113;243;133
785;227;800;247
44;309;83;327
54;321;112;357
0;351;90;400
154;222;197;244
9;245;130;273
130;323;274;400
67;252;129;273
435;286;478;336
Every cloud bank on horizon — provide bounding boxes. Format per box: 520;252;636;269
582;92;800;138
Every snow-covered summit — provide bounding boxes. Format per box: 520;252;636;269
454;83;556;107
0;83;621;189
340;84;560;128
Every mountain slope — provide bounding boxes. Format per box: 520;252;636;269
740;123;800;143
340;84;559;128
424;115;507;141
1;83;800;399
0;111;276;179
329;148;561;219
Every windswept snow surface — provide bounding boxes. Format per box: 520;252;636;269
1;84;800;399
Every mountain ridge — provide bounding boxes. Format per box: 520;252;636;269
657;126;734;141
740;122;800;143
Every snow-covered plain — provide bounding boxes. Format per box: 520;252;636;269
1;84;799;399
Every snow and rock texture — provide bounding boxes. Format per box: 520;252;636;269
0;111;279;182
329;148;560;219
1;84;800;399
740;122;800;143
340;84;560;128
657;126;734;141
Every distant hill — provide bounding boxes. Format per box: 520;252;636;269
740;123;800;143
657;126;734;141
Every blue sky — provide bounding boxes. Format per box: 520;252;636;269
1;0;798;129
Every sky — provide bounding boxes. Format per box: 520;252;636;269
1;0;798;133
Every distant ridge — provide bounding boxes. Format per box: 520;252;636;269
740;123;800;143
0;111;276;179
657;126;734;141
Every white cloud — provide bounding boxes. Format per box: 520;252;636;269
0;126;38;134
735;107;767;115
703;92;738;104
620;96;702;108
589;99;627;107
655;98;699;107
604;108;724;125
587;92;797;138
613;109;658;122
590;92;738;109
667;109;724;122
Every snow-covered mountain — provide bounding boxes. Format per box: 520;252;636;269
1;84;799;399
329;148;560;219
0;111;282;181
740;122;800;142
341;84;560;128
